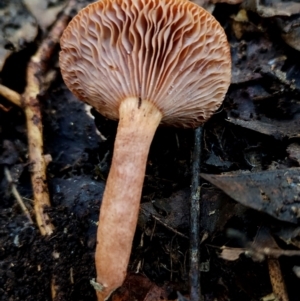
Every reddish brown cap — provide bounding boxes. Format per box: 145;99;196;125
60;0;231;128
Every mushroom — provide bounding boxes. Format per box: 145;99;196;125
59;0;231;299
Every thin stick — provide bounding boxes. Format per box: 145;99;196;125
151;214;189;239
0;2;78;299
0;103;11;112
189;126;202;301
0;84;21;107
21;9;74;235
0;0;77;236
4;167;34;224
268;258;289;301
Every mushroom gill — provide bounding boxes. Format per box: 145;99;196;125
60;0;231;127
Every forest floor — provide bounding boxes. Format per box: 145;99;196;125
0;0;300;300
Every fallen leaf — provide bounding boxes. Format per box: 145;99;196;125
287;143;300;164
139;190;190;230
243;0;300;17
226;117;300;140
112;273;169;301
230;35;286;84
200;168;300;223
220;247;245;261
23;0;67;31
0;0;38;70
200;187;246;237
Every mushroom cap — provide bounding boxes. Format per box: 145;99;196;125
60;0;231;128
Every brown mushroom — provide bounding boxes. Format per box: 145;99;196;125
59;0;231;299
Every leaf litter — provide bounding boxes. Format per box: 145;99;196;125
1;0;300;300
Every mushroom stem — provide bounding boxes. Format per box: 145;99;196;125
95;97;162;300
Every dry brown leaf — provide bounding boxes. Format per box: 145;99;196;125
23;0;68;30
112;273;169;301
220;247;245;261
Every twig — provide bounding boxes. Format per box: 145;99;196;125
22;0;77;235
268;258;289;301
151;214;188;239
0;103;11;112
0;84;22;107
0;0;77;236
4;167;34;224
22;21;68;235
227;228;290;301
189;126;202;301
